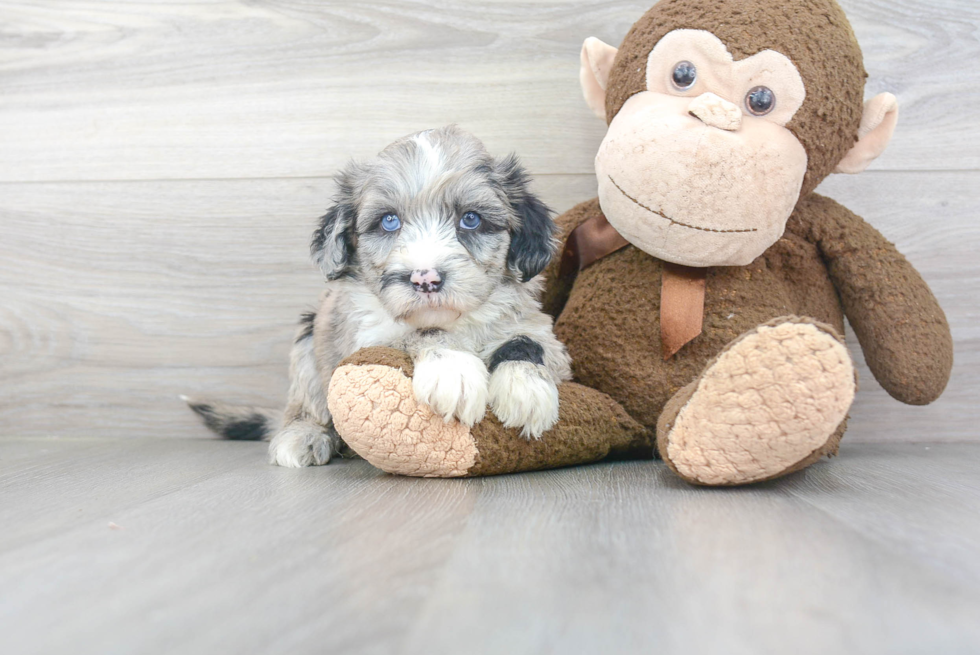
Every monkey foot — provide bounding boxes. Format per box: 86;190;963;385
327;347;651;478
657;317;856;486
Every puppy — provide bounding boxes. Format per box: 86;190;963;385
187;125;572;467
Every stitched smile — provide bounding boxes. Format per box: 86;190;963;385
608;176;758;234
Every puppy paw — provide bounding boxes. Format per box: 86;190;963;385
413;349;489;426
268;422;335;468
489;361;560;439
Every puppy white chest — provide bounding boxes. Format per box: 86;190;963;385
342;290;414;350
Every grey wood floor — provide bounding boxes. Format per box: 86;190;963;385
2;438;979;655
2;2;978;653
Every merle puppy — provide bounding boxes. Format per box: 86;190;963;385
187;126;572;467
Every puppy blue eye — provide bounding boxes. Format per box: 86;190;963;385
460;211;482;230
380;214;401;232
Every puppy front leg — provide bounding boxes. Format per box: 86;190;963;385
411;347;489;427
487;337;560;439
269;324;342;467
269;419;342;468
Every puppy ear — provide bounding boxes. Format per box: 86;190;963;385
311;165;361;280
496;154;557;282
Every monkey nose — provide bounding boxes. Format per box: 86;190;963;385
688;92;742;131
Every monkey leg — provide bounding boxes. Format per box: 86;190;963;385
656;317;855;486
327;347;651;477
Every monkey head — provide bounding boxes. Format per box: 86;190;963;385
580;0;900;267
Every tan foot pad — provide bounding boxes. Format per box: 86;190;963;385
328;362;478;478
659;319;856;486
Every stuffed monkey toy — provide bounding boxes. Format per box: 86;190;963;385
326;0;953;485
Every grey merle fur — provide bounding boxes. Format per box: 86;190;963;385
496;155;558;282
186;125;572;465
295;311;317;343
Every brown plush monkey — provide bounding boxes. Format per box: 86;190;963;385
326;0;952;484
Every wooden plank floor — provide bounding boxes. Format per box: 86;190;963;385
2;438;979;655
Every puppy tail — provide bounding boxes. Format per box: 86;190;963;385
181;395;281;441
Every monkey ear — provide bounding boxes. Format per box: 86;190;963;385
496;155;558;282
580;37;618;120
311;166;362;280
835;93;899;174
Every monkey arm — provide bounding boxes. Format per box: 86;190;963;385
791;194;953;405
540;198;603;318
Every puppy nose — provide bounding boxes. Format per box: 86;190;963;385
688;92;742;131
411;269;443;293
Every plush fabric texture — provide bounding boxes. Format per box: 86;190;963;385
660;263;707;358
542;198;602;318
835;93;900;174
642;30;808;129
787;194;953;404
656;317;855;485
324;0;951;485
339;345;416;377
468;381;652;476
687;92;742;130
595;91;809;266
327;192;950;482
580;37;619;119
328;347;652;478
544;194;951;438
328;351;477;477
547;197;845;433
605;0;866;197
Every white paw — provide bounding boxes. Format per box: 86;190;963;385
488;361;560;439
413;349;489;426
268;423;334;468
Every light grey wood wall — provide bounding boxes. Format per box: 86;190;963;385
1;0;977;441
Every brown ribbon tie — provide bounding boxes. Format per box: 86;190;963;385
660;262;707;359
559;212;630;279
560;213;707;360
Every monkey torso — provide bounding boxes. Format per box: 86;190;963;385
551;197;844;431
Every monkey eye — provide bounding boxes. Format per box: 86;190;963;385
380;213;401;231
745;86;776;116
671;61;697;90
460;211;482;230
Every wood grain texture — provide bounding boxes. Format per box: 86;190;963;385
0;175;596;439
2;4;977;651
1;172;977;441
0;0;977;443
1;438;979;654
0;0;978;182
